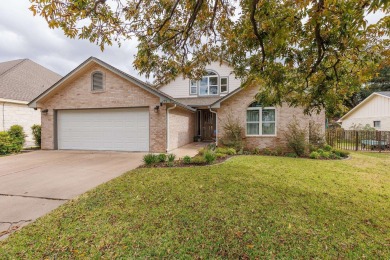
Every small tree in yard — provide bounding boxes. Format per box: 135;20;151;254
284;117;307;157
221;112;244;151
31;124;41;147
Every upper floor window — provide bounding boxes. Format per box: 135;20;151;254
246;102;276;136
373;121;381;128
189;71;229;96
200;71;218;95
92;71;104;91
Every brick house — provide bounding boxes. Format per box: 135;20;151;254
0;59;61;146
29;57;325;152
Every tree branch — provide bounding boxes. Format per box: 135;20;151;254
250;0;266;70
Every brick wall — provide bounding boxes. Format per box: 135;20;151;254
37;64;167;152
0;102;41;146
216;85;326;150
168;105;195;150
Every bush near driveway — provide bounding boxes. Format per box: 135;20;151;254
0;152;389;259
0;125;26;155
31;124;41;147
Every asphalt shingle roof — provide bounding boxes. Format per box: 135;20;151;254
0;59;61;102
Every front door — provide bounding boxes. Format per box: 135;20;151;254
201;110;216;141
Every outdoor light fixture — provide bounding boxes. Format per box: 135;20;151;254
41;109;48;115
154;105;160;113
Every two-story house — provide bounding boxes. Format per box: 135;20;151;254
29;57;325;153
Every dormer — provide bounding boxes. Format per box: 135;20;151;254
157;61;241;99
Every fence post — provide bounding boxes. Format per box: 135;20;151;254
378;131;382;153
355;131;359;151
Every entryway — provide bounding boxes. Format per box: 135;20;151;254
196;110;216;141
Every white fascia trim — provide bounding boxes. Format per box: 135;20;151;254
0;98;29;105
339;93;380;121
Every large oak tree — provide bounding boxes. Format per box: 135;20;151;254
30;0;389;114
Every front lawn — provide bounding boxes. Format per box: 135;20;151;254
1;152;389;258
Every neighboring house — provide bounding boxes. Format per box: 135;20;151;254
29;57;325;153
338;92;390;131
0;59;61;146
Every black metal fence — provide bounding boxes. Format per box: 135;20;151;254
326;129;390;151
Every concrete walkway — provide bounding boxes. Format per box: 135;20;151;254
0;150;145;239
170;142;209;158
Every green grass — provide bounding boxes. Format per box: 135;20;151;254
1;152;389;258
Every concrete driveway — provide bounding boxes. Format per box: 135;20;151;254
0;150;145;239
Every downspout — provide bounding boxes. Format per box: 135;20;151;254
209;107;218;146
1;102;4;131
166;104;177;152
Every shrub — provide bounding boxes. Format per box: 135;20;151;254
207;143;216;151
0;131;14;155
204;150;216;164
143;154;159;166
183;155;191;164
31;124;41;147
8;125;25;152
166;161;174;167
285;153;297;158
157;153;167;162
252;147;261;155
167;153;176;162
323;144;332;151
275;146;284;156
332;149;349;158
309;151;320;159
215;147;236;155
191;155;207;165
198;148;206;156
317;149;324;154
262;148;271;155
220;112;244;150
284;117;307;156
321;151;331;159
215;152;227;159
329;153;340;160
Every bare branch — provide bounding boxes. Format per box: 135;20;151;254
250;0;266;70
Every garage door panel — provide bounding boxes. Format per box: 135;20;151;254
58;108;149;151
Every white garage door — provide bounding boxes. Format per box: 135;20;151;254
57;108;149;151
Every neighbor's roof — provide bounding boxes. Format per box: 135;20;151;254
0;59;62;102
29;57;196;112
338;91;390;122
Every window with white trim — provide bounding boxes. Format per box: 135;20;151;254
374;121;381;128
191;71;229;96
190;80;197;95
92;71;104;91
220;77;228;93
199;71;218;95
246;102;276;136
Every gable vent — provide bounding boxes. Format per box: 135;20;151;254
92;72;104;90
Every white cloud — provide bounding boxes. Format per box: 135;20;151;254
0;1;142;79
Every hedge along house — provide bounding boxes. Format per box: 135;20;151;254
29;57;325;153
28;57;196;152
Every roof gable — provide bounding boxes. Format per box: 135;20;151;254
29;57;195;112
339;92;390;121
